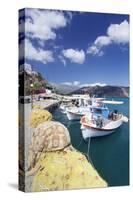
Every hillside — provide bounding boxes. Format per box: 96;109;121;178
19;65;52;96
71;85;129;97
19;64;129;97
51;83;80;95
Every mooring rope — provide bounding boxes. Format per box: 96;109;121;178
84;137;95;169
66;119;95;169
87;137;91;159
76;137;83;149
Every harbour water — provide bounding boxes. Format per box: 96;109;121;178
53;97;129;186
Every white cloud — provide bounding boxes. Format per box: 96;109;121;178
62;81;106;87
87;45;104;56
81;82;107;87
94;36;112;47
62;49;85;64
58;55;66;66
62;81;80;86
20;39;54;64
87;20;129;56
88;82;107;87
20;9;70;41
107;20;129;44
73;81;81;86
62;82;73;86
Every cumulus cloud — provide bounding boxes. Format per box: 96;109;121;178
94;36;112;47
87;20;129;56
19;9;73;65
62;49;85;64
19;39;54;64
107;20;129;44
20;9;70;41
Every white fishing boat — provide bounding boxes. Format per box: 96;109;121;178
60;103;69;113
59;98;73;113
60;94;91;119
66;97;103;121
80;100;128;139
66;106;91;120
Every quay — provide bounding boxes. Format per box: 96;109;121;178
33;99;61;112
32;93;62;112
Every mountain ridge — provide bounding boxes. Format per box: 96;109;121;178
70;85;129;97
51;83;129;97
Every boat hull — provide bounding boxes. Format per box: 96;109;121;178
66;106;91;120
80;114;125;139
60;109;67;114
81;126;116;139
66;111;83;120
60;105;67;113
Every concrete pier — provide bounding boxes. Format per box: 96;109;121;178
33;99;61;112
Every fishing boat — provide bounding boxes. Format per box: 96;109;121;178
80;100;128;139
66;106;91;120
59;98;73;113
60;102;69;114
60;94;91;119
66;97;104;121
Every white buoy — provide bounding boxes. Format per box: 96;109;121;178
122;116;128;123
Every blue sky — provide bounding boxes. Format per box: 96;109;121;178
19;8;129;87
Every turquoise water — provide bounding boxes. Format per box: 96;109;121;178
53;98;129;186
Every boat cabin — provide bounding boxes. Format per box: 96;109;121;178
91;106;109;119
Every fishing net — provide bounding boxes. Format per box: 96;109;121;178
32;150;107;191
30;109;52;128
32;105;43;110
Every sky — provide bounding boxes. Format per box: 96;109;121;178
19;8;129;87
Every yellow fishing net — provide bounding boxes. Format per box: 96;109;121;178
32;105;43;110
32;150;107;191
30;109;52;128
